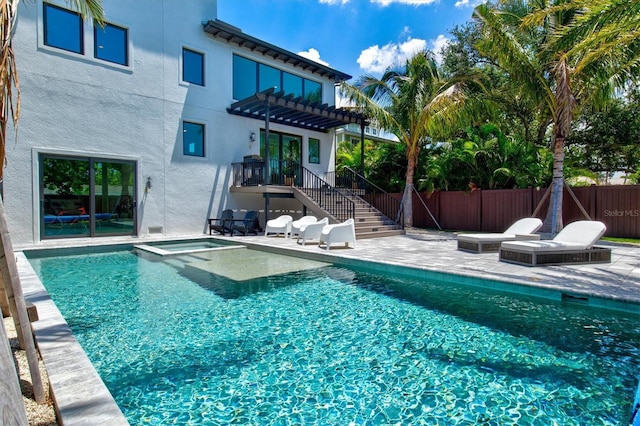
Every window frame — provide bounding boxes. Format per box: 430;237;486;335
43;2;84;54
308;138;320;164
94;22;129;66
182;121;206;157
182;47;205;86
232;54;322;101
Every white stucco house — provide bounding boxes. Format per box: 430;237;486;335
6;0;380;246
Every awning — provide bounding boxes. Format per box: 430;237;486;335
227;88;367;133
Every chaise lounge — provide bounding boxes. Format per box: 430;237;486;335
318;218;356;250
499;220;611;266
457;217;543;253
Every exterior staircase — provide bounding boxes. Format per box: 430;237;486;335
335;189;404;239
291;185;404;240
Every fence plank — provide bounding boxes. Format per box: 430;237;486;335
397;185;640;238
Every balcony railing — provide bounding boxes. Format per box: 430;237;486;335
231;159;355;221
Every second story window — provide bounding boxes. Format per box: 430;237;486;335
183;48;205;86
233;54;322;102
94;23;128;66
43;3;83;54
183;121;205;157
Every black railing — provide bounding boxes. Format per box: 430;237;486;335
231;159;355;222
232;158;303;187
327;167;404;228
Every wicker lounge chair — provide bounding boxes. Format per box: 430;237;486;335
499;220;611;266
296;217;328;245
457;217;543;253
291;215;317;239
264;215;293;238
230;211;261;236
318;218;356;250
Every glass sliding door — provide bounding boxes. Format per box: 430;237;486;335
41;155;136;239
260;130;301;185
93;161;135;236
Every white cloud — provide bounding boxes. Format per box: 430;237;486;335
454;0;484;8
357;38;427;74
371;0;438;6
318;0;350;4
430;34;450;64
298;48;330;67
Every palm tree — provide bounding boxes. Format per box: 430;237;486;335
473;0;637;233
1;0;104;182
0;0;105;411
340;51;478;227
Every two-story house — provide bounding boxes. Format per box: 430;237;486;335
6;0;374;246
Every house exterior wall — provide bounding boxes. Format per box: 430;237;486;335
7;0;340;245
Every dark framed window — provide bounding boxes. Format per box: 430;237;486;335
283;72;303;98
94;23;128;65
304;80;322;103
40;155;136;239
259;63;280;92
232;54;322;101
183;121;205;157
182;48;204;86
43;3;83;54
308;138;320;164
233;55;257;100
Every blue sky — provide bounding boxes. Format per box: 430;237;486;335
218;0;482;81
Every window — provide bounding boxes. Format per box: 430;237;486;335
259;63;280;92
232;55;322;101
233;55;256;100
183;122;205;157
43;3;83;54
183;48;204;86
282;72;303;98
308;138;320;164
40;155;136;239
95;23;128;65
304;80;322;103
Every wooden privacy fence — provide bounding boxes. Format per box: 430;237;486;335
401;185;640;238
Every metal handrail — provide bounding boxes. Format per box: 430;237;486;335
328;166;404;228
230;159;355;222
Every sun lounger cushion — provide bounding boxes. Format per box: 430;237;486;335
457;217;543;253
499;220;610;266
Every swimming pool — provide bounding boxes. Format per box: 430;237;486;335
27;247;640;425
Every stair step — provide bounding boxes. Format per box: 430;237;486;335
356;229;406;239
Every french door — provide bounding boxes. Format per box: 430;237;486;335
260;130;301;185
40;155;136;238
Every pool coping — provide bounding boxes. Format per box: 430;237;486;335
14;232;640;425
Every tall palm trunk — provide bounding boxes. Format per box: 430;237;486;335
541;58;575;234
543;135;565;233
404;147;418;227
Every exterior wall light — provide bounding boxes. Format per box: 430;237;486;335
146;176;152;192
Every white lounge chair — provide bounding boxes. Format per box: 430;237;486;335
457;217;543;253
296;217;328;245
318;218;356;250
499;220;611;266
264;215;293;238
291;215;317;239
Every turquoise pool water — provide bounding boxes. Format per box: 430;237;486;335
28;248;640;425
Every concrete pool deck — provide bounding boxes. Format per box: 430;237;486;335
14;229;640;424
